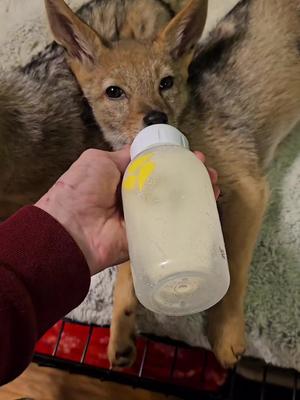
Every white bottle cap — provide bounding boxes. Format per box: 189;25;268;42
130;124;190;160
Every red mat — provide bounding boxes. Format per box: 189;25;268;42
35;320;228;393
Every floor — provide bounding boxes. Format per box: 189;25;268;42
0;363;179;400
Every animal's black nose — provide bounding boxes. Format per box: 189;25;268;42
143;111;168;126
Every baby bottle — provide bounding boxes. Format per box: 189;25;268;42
122;124;230;316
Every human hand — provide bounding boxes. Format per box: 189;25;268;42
35;148;131;275
35;148;220;276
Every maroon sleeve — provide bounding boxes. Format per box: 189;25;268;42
0;206;90;385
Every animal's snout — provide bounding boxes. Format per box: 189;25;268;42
143;111;168;127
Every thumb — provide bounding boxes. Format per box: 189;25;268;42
109;145;131;173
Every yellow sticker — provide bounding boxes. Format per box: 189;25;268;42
127;153;153;173
124;153;156;191
138;161;155;191
123;175;137;191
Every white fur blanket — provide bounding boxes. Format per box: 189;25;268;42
70;128;300;372
1;0;299;371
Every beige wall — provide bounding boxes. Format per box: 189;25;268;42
204;0;239;38
0;0;239;68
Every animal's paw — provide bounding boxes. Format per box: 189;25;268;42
108;330;137;369
208;315;246;369
212;334;246;369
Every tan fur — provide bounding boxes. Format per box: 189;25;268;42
108;261;138;368
0;0;174;219
45;0;300;368
45;0;208;150
1;0;299;369
106;0;300;368
207;176;269;365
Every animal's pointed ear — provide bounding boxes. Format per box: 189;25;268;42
157;0;208;60
45;0;107;65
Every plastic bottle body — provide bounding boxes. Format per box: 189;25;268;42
122;142;229;316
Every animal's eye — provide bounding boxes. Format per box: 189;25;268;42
159;76;174;92
105;86;125;99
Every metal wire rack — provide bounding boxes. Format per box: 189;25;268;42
33;319;299;400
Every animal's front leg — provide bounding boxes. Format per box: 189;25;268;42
207;176;269;368
108;261;138;368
